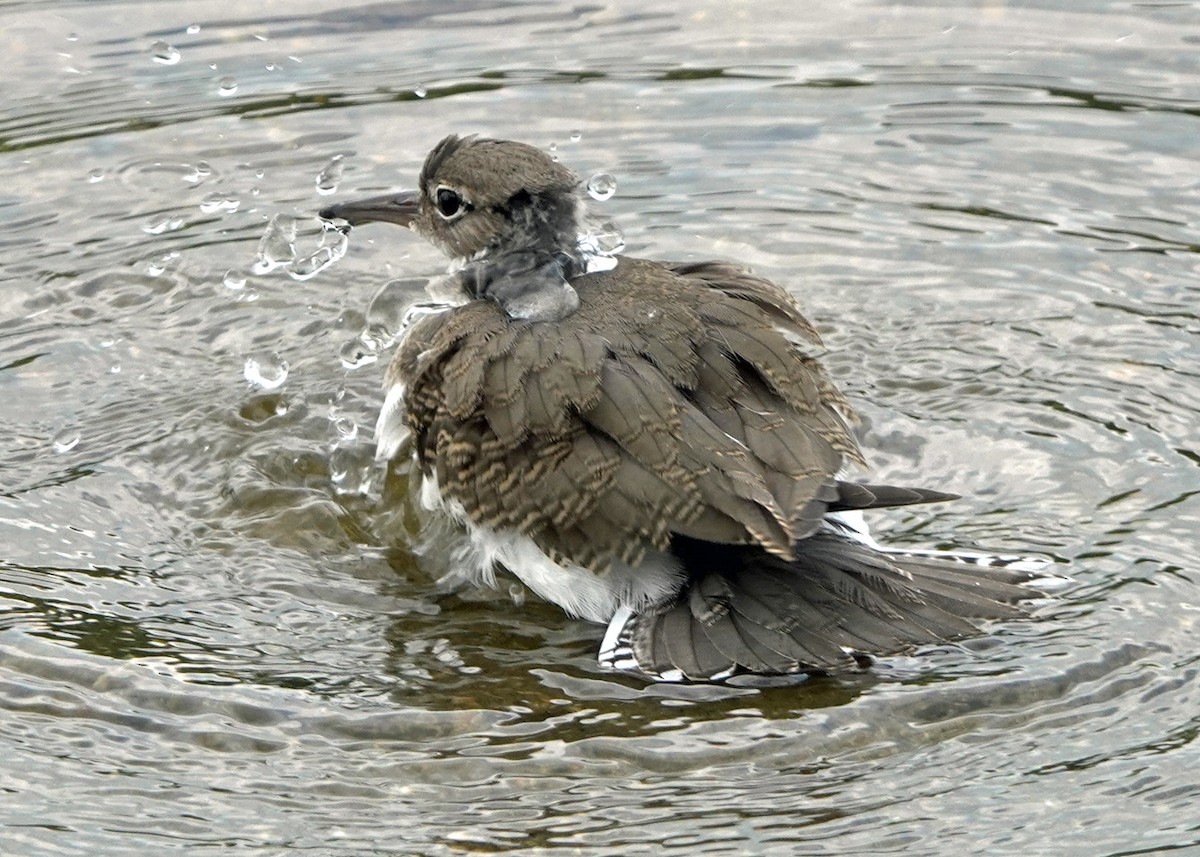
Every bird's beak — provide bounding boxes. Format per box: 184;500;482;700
318;191;419;227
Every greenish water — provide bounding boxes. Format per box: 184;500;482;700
2;1;1199;854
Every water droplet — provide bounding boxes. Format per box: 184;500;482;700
150;40;180;65
182;161;212;184
186;23;201;35
253;214;299;274
265;61;279;71
145;252;178;275
359;324;391;353
548;142;558;153
218;76;238;97
333;417;358;441
587;172;617;201
329;446;373;496
570;130;582;142
339;339;378;369
287;228;348;280
52;430;80;453
87;168;105;183
66;33;79;43
142;215;184;235
223;270;247;290
315;154;344;196
110;364;122;374
244;354;289;390
200;192;239;214
578;220;625;260
413;84;428;98
363;278;424;349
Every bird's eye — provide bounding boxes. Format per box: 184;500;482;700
435;186;467;220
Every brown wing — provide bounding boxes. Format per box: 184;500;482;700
390;257;862;573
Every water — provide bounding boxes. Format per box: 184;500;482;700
587;172;618;201
2;1;1199;855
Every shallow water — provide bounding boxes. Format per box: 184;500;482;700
3;1;1199;854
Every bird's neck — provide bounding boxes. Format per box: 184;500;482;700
489;190;584;262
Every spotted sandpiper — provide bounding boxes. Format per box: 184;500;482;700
320;135;1055;681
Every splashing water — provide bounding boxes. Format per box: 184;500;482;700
150;40;180;65
243;354;289;391
253;216;348;280
200;193;240;214
365;279;427;348
52;430;81;454
576;219;625;272
143;215;184;235
586;172;617;201
315;155;345;196
333;417;359;442
328;445;374;496
181;162;213;184
286;228;348;281
338;339;377;370
253;214;298;274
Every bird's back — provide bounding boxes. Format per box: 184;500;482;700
392;256;861;581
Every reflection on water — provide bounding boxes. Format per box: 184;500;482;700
2;1;1199;855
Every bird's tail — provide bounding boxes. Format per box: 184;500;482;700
599;515;1066;682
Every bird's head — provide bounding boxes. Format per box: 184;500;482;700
319;135;583;262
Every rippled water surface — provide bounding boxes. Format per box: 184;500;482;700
3;1;1199;854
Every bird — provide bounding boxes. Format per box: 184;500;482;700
318;134;1058;682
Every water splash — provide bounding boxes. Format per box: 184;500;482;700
333;417;358;442
244;354;289;391
339;339;378;370
253;215;348;280
253;214;298;274
143;215;184;235
150;40;180;65
587;172;617;201
182;162;213;184
576;219;625;272
52;430;80;454
146;252;179;276
328;445;374;496
286;228;348;281
200;192;239;214
365;278;426;348
315;155;344;196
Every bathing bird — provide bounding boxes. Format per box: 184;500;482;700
319;135;1053;681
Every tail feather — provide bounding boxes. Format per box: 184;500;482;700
827;481;960;512
598;528;1062;682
